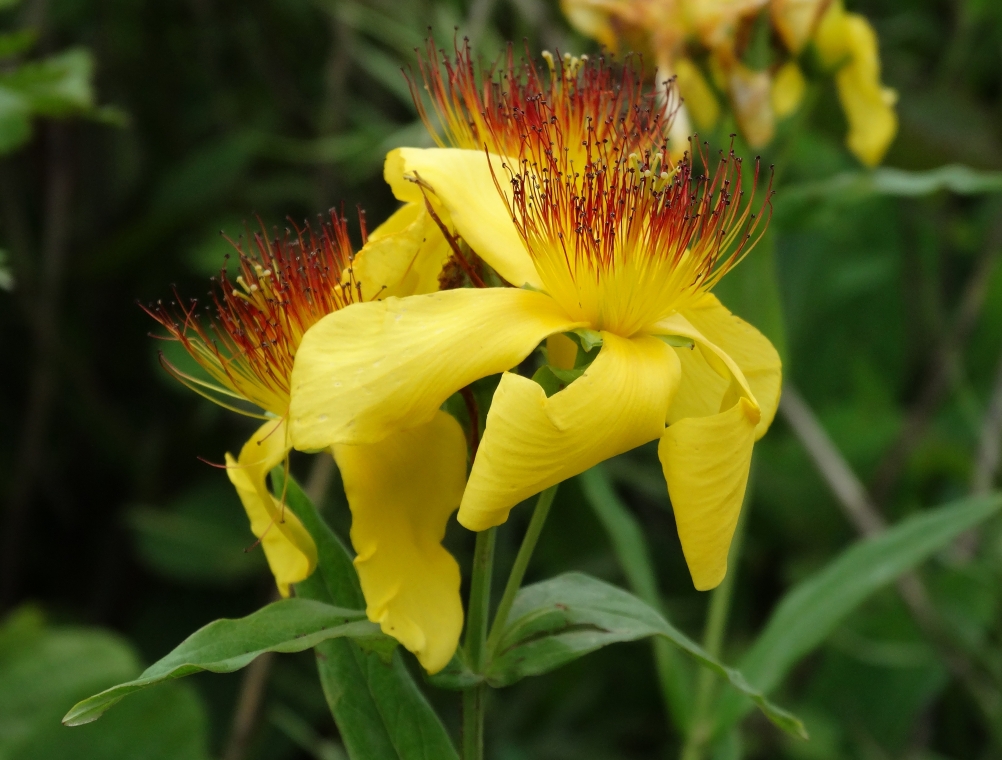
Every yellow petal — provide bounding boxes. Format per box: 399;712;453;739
353;202;452;299
660;396;758;590
546;332;578;371
659;294;781;440
225;419;318;596
815;1;897;166
771;61;806;119
333;411;467;674
290;288;583;448
650;308;759;411
459;333;680;530
384;148;542;289
771;0;826;53
674;57;721;131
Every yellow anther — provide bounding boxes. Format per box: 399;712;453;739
541;50;555;74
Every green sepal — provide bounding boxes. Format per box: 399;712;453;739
531;365;562;397
531;364;586;398
570;327;603;354
655;334;696;349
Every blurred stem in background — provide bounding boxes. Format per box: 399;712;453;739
780;384;1002;747
1;124;73;611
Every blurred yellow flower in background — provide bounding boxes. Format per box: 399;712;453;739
814;0;898;166
562;0;897;165
147;211;467;674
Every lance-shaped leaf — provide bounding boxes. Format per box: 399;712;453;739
711;492;1002;737
782;164;1002;205
486;572;807;739
63;599;378;726
277;470;460;760
579;465;693;733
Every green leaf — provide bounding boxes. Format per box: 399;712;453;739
711;493;1002;736
62;599;377;726
578;466;693;732
781;165;1002;205
0;29;37;59
275;469;364;609
487;572;807;739
276;471;460;760
0;85;31;154
2;48;95;116
1;608;210;760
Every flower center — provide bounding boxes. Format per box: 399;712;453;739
509;143;770;337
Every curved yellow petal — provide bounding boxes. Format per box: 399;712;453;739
353;202;452;300
650;308;758;409
658;294;781;439
815;1;897;166
459;333;681;531
290;288;583;448
333;411;467;674
660;396;758;591
384;148;542;289
225;419;318;596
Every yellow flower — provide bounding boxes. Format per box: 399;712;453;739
562;0;897;163
814;0;898;166
290;55;782;592
147;211;466;673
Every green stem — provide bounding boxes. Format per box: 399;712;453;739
462;527;496;760
486;485;559;652
679;480;753;760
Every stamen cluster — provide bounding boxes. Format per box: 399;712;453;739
145;211;361;417
504;137;771;336
410;39;674;166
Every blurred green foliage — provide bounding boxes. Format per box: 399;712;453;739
2;0;1002;758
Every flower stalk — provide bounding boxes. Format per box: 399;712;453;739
487;484;559;652
462;526;496;760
